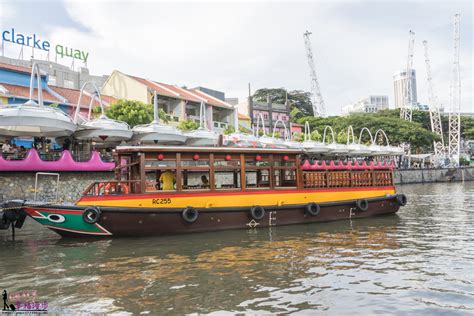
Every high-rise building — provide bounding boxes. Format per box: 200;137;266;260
393;69;417;109
341;95;389;115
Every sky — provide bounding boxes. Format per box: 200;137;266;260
0;0;472;115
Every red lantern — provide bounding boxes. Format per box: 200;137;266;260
225;154;232;161
157;154;164;161
283;155;289;161
256;155;262;161
193;154;200;160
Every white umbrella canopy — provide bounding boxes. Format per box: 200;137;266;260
323;126;349;155
132;92;186;144
256;115;288;149
74;115;133;142
222;104;260;148
185;101;219;146
372;129;402;156
301;121;328;153
72;82;132;143
346;125;373;156
0;63;77;138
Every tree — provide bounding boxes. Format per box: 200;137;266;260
252;88;314;119
105;100;153;127
103;100;171;126
178;119;200;131
298;112;440;153
464;127;474;141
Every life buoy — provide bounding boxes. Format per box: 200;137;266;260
83;206;101;224
396;194;407;206
306;202;320;216
250;205;265;220
356;199;369;212
182;207;199;223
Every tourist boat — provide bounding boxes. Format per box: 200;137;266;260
1;145;407;237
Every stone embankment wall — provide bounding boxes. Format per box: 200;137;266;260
0;167;473;203
0;172;114;203
394;167;474;184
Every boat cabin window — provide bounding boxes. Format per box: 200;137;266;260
181;153;210;191
245;154;270;188
143;153;177;192
273;154;297;188
214;154;241;190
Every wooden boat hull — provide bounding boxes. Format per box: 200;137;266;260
23;191;402;238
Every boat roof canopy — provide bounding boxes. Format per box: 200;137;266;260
115;145;304;155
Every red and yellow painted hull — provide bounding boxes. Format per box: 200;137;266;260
21;186;402;238
77;187;396;208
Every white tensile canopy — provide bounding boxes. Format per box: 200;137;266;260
0;63;77;138
73;82;132;143
301;121;328;153
185;101;219;146
132;92;186;144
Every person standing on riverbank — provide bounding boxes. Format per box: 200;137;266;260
2;290;8;311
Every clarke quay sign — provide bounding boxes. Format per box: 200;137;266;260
2;28;89;63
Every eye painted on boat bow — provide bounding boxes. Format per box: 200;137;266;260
47;214;66;223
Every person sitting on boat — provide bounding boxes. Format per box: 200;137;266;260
159;170;176;191
201;175;209;188
1;141;11;156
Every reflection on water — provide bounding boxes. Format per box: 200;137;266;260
1;182;473;314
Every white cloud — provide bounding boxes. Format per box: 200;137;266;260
6;0;474;114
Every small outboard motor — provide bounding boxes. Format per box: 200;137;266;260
0;200;27;231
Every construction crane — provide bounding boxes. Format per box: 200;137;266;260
400;30;415;121
422;40;446;161
303;31;326;117
448;13;461;166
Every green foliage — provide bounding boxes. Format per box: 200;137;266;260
377;108;474;142
239;126;252;134
292;132;304;142
253;88;314;120
298;112;441;153
336;130;347;144
459;157;470;166
461;117;474;140
464;127;474;141
273;131;281;139
224;125;235;135
178;119;200;131
92;106;102;114
158;109;170;124
290;107;305;122
105;100;153;127
49;103;59;108
310;130;322;142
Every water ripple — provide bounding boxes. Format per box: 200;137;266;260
1;182;473;314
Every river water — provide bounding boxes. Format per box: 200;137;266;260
1;182;473;314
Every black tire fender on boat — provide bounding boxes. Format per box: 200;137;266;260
182;207;199;223
306;202;320;216
396;194;408;206
83;206;101;224
250;205;265;220
355;199;369;212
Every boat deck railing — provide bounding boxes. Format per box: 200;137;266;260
83;180;141;196
303;170;393;188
